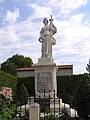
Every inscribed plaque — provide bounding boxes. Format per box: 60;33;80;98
37;71;52;93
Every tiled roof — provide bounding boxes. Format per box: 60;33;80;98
16;65;73;71
16;67;34;71
57;65;73;69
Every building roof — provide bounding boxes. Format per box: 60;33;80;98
16;67;34;71
16;65;73;71
57;65;73;69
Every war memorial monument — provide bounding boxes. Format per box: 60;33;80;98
31;16;78;119
32;15;57;97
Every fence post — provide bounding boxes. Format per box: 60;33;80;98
29;103;40;120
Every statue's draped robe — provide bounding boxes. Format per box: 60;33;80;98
39;23;57;58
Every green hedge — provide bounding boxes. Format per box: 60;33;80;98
17;77;35;97
57;74;90;119
16;74;90;100
17;74;89;105
57;74;90;105
57;74;86;105
75;75;90;119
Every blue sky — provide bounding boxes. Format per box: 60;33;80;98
0;0;90;74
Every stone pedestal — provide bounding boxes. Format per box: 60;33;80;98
29;103;40;120
32;57;57;97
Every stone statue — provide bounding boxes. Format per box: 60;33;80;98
39;15;57;58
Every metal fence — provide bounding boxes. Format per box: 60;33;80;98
14;90;82;120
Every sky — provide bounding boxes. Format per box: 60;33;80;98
0;0;90;74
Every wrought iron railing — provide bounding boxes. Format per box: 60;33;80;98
13;90;80;120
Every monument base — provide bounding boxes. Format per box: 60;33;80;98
32;58;57;98
38;57;53;64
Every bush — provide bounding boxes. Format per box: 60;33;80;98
0;95;20;120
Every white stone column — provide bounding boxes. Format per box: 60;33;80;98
29;103;40;120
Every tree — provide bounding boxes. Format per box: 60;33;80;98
86;59;90;75
1;54;33;76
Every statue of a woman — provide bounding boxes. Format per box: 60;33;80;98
39;16;57;58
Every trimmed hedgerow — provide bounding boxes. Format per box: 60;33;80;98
16;77;35;97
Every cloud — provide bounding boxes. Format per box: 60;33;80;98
0;15;41;63
59;0;87;15
4;8;20;24
0;0;4;2
47;0;87;17
0;26;19;42
0;24;20;63
0;0;90;74
7;0;24;2
53;12;90;73
28;3;52;19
